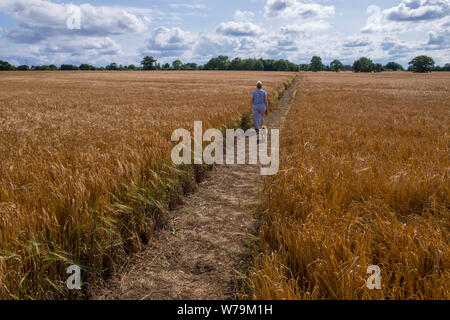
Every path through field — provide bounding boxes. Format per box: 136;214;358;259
91;77;298;300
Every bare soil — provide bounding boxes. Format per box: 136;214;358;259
90;77;298;300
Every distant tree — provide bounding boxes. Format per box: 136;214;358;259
230;58;243;70
127;64;137;71
60;64;79;70
330;59;344;72
373;63;384;72
162;63;171;70
204;56;230;70
353;57;375;72
79;64;96;70
273;59;289;71
261;59;275;71
253;60;264;71
105;63;119;71
384;62;404;71
310;56;324;72
141;56;157;70
48;64;58;71
172;60;183;70
408;55;435;73
183;62;198;70
343;65;352;71
299;64;310;71
443;63;450;71
0;59;15;71
17;65;30;71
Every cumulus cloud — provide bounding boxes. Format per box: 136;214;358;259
193;34;239;59
343;40;371;48
264;0;335;19
426;30;450;48
41;37;121;56
216;21;263;37
142;27;196;58
362;1;450;34
169;4;206;9
280;21;331;34
385;0;449;22
0;0;149;43
234;10;255;21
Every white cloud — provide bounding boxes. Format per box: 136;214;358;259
216;21;263;37
234;10;255;21
169;4;207;9
142;27;196;58
280;21;331;34
362;1;450;34
385;0;449;22
0;0;149;43
264;0;335;19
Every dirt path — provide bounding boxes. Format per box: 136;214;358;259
90;77;299;300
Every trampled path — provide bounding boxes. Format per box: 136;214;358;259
90;77;298;300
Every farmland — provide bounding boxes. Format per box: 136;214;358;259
0;70;448;300
246;72;449;299
0;71;294;299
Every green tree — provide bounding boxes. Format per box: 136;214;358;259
408;55;435;73
183;62;198;70
384;62;404;71
0;59;15;71
273;59;289;71
330;59;344;72
230;58;243;70
79;64;95;70
353;57;375;72
127;64;137;71
253;60;264;71
17;65;29;71
172;60;183;70
60;64;79;70
310;56;324;72
105;63;119;71
204;56;230;70
373;63;384;72
141;56;157;70
443;63;450;71
299;64;310;71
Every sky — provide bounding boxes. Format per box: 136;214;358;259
0;0;449;67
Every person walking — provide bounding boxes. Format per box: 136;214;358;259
251;81;268;134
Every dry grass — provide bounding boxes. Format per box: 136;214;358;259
0;70;294;299
245;72;449;300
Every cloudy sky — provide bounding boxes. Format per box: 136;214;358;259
0;0;449;67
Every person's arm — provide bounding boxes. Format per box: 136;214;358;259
251;93;254;107
265;94;269;115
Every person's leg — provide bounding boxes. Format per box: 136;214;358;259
257;105;265;131
259;105;265;128
253;106;261;132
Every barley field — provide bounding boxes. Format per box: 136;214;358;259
0;71;294;299
246;72;449;299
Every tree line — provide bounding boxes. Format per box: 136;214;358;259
1;55;448;73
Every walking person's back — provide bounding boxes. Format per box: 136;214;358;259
251;81;268;134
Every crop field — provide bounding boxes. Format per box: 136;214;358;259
246;72;449;299
0;71;294;299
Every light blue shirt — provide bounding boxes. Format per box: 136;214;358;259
252;89;267;107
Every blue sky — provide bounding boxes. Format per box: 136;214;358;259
0;0;449;67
